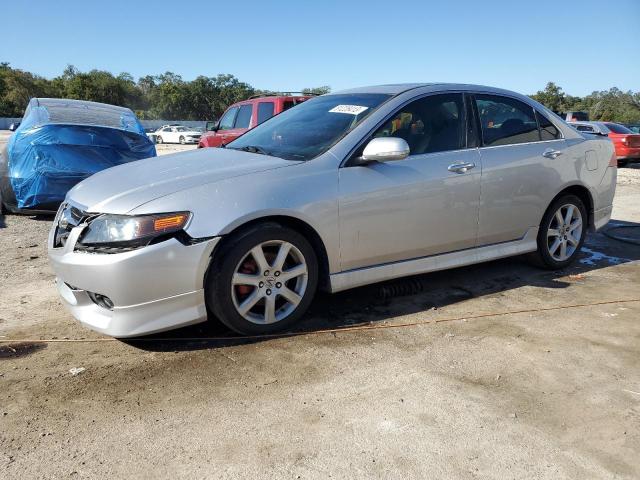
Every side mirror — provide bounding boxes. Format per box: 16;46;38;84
206;121;219;132
8;122;20;132
359;137;410;163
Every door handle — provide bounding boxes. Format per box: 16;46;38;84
542;148;563;159
448;162;476;174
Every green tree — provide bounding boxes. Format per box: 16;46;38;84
531;82;568;112
0;63;60;116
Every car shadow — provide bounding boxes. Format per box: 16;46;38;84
124;219;640;352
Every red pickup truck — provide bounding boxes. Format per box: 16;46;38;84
198;94;313;148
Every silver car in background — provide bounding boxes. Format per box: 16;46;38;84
48;84;617;337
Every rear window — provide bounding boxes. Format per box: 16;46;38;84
605;123;633;134
575;124;595;132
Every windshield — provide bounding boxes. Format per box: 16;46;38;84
605;123;633;134
227;93;391;160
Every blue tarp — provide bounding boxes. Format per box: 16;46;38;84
6;98;156;210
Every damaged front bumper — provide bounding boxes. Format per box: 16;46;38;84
47;220;219;337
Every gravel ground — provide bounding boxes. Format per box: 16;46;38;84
1;131;639;479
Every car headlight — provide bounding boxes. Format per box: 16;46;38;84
79;212;191;246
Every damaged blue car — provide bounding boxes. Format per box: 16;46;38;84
0;98;156;213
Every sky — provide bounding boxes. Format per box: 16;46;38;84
2;0;639;96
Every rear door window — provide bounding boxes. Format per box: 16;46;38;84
234;104;253;129
218;107;239;130
257;102;275;125
536;111;562;140
475;95;540;146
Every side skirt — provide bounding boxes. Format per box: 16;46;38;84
329;227;539;293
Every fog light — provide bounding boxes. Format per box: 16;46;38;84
88;291;114;310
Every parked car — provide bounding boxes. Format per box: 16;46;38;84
198;94;313;148
623;123;640;134
153;125;202;144
49;83;616;338
1;98;156;213
571;121;640;166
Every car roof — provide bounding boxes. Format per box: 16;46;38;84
27;98;141;132
331;83;531;97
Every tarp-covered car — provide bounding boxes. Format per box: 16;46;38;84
0;98;156;213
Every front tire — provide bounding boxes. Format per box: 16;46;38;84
205;224;318;335
179;136;185;145
156;136;163;144
530;194;587;269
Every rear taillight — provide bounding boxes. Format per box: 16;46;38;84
621;136;629;145
609;149;617;167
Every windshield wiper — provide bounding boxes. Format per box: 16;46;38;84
229;145;271;156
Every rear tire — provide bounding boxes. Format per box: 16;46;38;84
529;194;587;269
205;223;318;335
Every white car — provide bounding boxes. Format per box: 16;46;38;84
153;125;202;144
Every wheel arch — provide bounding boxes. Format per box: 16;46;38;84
546;183;595;231
211;214;332;292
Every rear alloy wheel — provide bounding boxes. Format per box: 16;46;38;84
156;136;163;144
531;194;587;269
179;136;185;145
206;224;318;335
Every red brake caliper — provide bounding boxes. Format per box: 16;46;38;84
236;259;257;297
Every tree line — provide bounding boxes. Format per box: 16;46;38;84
0;63;330;120
530;82;639;123
1;63;638;123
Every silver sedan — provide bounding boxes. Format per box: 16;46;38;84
48;84;617;337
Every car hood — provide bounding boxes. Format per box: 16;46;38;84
67;147;299;214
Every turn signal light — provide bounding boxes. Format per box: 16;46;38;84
154;214;189;232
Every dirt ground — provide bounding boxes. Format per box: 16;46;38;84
1;131;639;479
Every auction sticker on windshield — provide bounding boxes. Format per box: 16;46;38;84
329;105;369;115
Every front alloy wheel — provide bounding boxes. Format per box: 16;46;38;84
231;240;308;325
206;224;318;335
